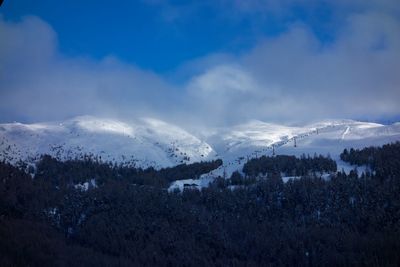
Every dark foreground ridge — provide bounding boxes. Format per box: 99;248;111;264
0;143;400;266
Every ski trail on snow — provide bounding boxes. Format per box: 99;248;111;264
342;126;350;140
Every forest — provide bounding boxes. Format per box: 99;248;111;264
0;143;400;266
242;154;337;177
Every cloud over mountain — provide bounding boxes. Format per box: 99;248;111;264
1;0;399;126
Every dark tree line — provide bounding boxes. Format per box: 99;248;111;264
0;144;400;266
243;154;337;177
341;141;400;178
35;155;222;188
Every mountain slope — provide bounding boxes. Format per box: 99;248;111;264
1;116;400;181
0;116;216;169
200;119;400;179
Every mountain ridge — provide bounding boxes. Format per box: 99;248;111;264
1;116;400;179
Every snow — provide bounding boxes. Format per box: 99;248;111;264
282;176;301;183
168;176;214;192
341;126;350;140
0;116;216;169
75;116;135;136
1;116;400;189
74;178;97;192
203;119;400;179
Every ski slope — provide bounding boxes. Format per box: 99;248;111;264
200;119;400;181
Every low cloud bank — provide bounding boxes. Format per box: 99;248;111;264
1;2;399;126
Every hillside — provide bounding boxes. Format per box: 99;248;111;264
201;120;400;176
0;116;216;169
1;116;400;186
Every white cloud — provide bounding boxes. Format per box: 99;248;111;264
0;16;177;123
1;4;400;127
185;11;400;124
188;65;258;93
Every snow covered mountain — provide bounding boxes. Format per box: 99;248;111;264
0;116;216;169
1;116;400;181
204;119;400;178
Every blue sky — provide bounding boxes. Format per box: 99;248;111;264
2;0;335;72
0;1;400;125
